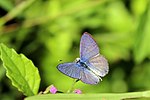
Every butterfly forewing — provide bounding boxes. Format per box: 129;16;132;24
87;54;109;77
80;32;99;62
57;63;81;79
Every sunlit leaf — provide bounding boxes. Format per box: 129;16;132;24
0;43;41;96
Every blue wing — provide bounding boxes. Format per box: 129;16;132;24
86;54;109;77
80;68;100;84
57;63;81;79
57;62;100;84
80;32;99;62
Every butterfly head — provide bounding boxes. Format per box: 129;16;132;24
74;58;80;63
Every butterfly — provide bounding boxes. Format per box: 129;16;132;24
57;32;109;84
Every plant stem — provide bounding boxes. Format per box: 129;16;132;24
27;90;150;100
67;79;79;93
0;0;35;26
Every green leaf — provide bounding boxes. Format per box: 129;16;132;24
133;4;150;64
0;43;41;96
0;0;14;11
25;91;150;100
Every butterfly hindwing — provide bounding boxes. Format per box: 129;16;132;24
87;54;109;77
80;68;100;84
57;62;100;84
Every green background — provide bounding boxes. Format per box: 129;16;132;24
0;0;150;99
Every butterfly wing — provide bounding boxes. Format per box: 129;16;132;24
80;32;99;62
57;62;100;84
57;63;81;79
80;32;109;79
87;54;109;77
80;68;100;84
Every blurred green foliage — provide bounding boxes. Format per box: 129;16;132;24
0;0;150;99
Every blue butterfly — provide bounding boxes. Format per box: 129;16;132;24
57;32;109;84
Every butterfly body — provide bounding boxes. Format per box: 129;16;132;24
76;59;88;69
57;32;109;84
